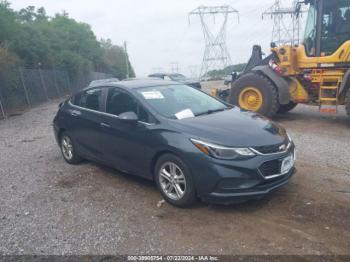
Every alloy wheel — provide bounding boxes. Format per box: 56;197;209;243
61;136;74;161
159;162;187;201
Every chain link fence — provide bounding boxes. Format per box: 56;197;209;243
0;68;113;119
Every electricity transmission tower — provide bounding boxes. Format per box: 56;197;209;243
188;65;199;79
189;5;239;78
170;62;180;73
263;0;305;46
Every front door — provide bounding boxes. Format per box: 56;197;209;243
99;87;157;177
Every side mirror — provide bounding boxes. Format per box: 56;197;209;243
119;111;138;123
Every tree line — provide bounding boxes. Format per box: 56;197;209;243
207;63;247;79
0;0;135;82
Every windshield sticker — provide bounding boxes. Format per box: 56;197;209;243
175;109;195;120
141;91;164;100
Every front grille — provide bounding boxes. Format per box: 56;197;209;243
253;139;289;154
259;159;281;177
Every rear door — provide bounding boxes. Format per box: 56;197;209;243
68;87;107;161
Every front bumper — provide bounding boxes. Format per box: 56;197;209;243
201;168;295;204
189;144;296;205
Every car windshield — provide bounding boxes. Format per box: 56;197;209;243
136;84;229;119
169;74;187;81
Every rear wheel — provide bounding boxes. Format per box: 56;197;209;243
155;154;197;207
60;132;82;164
277;102;298;114
346;89;350;119
230;72;279;117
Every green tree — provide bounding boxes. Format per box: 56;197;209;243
100;39;135;79
0;1;135;81
0;1;19;46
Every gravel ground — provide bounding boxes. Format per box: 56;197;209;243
0;85;350;255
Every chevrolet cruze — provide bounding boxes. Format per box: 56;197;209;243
53;79;296;207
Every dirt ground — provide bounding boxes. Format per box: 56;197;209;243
0;82;350;255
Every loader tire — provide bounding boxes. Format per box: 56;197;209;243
277;102;298;114
346;89;350;118
230;72;279;118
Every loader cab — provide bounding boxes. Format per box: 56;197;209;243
303;0;350;57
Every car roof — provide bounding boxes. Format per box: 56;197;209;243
86;78;182;90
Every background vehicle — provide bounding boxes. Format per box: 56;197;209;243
216;0;350;118
224;72;241;86
89;78;119;87
149;73;202;89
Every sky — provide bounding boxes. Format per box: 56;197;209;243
11;0;298;77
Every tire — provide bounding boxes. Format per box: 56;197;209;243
155;154;197;207
277;102;298;114
230;72;279;117
346;89;350;119
60;131;82;164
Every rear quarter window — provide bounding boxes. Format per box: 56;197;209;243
72;88;103;111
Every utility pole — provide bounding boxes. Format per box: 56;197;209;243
189;5;239;78
263;0;306;46
124;41;129;79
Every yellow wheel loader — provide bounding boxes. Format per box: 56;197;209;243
224;0;350;118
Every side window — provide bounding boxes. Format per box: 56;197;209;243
303;3;317;56
321;1;350;55
138;105;156;124
107;88;137;116
107;87;155;123
74;88;103;111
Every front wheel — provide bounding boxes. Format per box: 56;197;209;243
230;73;279;117
155;154;197;207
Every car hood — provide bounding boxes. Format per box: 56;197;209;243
168;108;287;147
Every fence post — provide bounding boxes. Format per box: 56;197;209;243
19;68;31;107
0;91;6;120
53;70;61;97
38;68;49;101
65;73;73;94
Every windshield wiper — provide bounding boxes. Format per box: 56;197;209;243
195;108;226;117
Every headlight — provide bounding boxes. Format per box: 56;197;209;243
190;139;256;160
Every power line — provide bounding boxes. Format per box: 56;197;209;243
189;5;239;78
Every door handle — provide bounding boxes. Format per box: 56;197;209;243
100;122;111;128
71;110;81;117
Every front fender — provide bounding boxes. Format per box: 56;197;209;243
252;65;290;105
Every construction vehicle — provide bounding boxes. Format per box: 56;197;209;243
218;0;350;118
